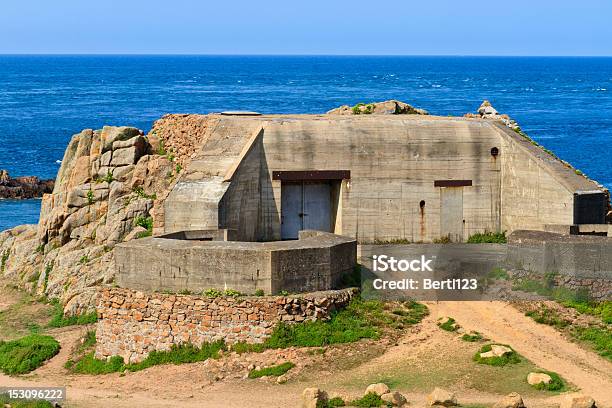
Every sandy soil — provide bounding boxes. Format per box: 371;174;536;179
1;300;610;408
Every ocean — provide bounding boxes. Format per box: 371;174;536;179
0;55;611;232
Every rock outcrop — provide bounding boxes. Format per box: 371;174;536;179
327;99;429;115
0;170;54;199
0;116;216;315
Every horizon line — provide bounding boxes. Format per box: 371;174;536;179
1;53;612;58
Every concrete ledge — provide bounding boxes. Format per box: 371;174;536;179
95;287;357;363
116;230;356;294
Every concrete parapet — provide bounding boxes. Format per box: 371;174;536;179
115;230;356;295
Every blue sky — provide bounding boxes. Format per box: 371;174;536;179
1;0;611;55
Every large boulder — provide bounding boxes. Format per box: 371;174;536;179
560;394;597;408
365;383;390;396
381;391;408;407
480;345;513;359
427;388;458;407
527;372;552;386
302;388;327;408
493;392;526;408
100;126;141;153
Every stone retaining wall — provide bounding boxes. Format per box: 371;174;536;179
95;287;356;363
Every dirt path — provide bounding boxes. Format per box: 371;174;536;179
1;301;610;407
429;301;612;406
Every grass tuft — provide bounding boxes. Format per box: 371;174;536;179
461;331;483;342
467;231;507;244
438;317;459;332
248;361;295;378
350;392;385;407
0;394;54;408
0;334;60;375
47;300;97;328
529;371;566;391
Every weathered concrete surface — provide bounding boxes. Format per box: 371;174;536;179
115;231;356;294
95;287;357;363
162;114;607;244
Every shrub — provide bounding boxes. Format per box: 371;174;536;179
1;250;9;271
461;331;483;342
248;361;295;378
573;326;611;361
134;215;153;238
103;171;114;183
438;317;458;332
473;344;520;366
47;299;98;328
327;397;346;407
467;231;507;244
529;371;565;391
204;288;223;298
525;308;569;329
69;340;226;374
86;189;95;205
0;334;60;374
350;392;385;407
433;235;451;244
254;289;265;296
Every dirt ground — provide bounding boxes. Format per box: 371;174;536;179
1;293;611;408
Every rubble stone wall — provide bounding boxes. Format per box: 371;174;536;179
95;287;356;363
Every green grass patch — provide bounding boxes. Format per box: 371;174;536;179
461;331;483;342
68;340;225;374
0;394;54;408
47;299;97;328
487;267;509;280
572;326;612;361
467;231;507;244
0;334;60;375
248;361;295;378
327;397;346;407
529;371;566;391
473;344;521;366
438;317;458;332
350;392;385;407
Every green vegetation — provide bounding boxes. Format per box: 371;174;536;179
68;340;225;374
339;265;362;288
350;392;385;407
0;394;54;408
0;334;60;374
326;397;346;407
438;317;458;332
132;186;157;200
102;170;114;183
352;103;374;115
175;163;182;173
573;326;612;361
78;255;89;265
254;289;265;296
467;231;507;244
433;235;452;244
529;371;566;391
248;361;295;378
1;250;9;272
487;267;509;280
525;307;568;329
47;299;97;328
461;331;483;342
35;244;45;254
369;238;412;245
157;140;167;155
86;189;95;205
134;215;153;238
203;288;243;298
473;344;520;366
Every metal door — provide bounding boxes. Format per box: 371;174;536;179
440;187;464;242
280;182;332;240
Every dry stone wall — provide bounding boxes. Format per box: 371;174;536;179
95;287;356;363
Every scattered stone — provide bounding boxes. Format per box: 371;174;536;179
560;394;597;408
381;391;408;406
480;345;513;359
276;374;288;384
493;392;526;408
427;387;458;407
527;372;552;385
302;388;327;408
365;383;390;396
327;99;428;115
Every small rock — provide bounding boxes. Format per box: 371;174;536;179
381;391;408;406
560;394;597;408
493;392;526;408
365;383;390;396
480;345;513;359
527;372;552;385
277;374;288;384
427;387;458;407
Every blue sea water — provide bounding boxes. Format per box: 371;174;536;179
0;55;611;232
